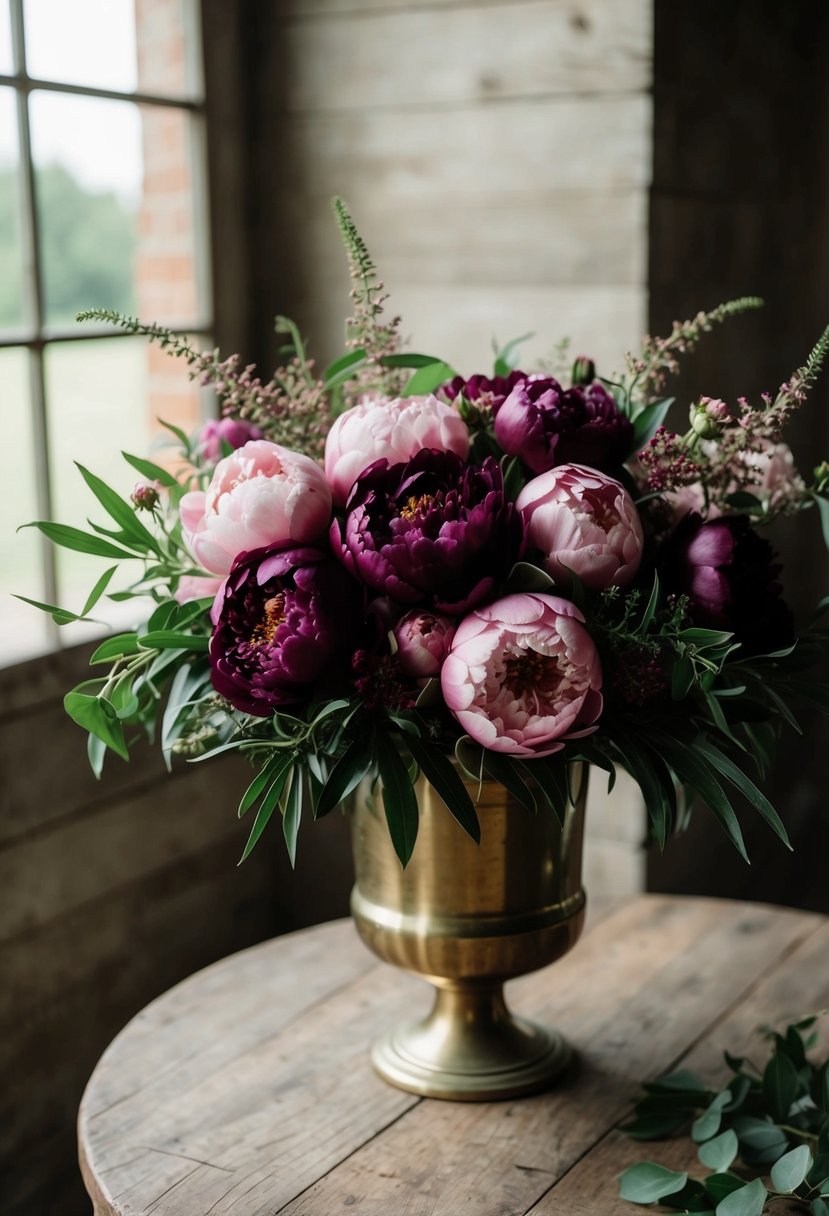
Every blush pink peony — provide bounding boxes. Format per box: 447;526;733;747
440;592;603;757
179;440;332;576
516;464;644;590
394;610;457;680
324;393;469;506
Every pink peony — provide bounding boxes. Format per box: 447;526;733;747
174;573;223;606
179;440;332;576
198;417;263;463
324;394;469;506
516;464;644;590
394;610;457;680
440;593;603;758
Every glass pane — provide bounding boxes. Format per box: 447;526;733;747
0;87;26;332
30;91;204;329
0;1;13;74
45;336;204;643
24;0;138;93
1;348;52;664
23;0;198;98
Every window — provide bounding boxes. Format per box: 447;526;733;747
1;0;212;664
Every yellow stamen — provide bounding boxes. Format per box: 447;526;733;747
399;493;434;521
250;593;286;647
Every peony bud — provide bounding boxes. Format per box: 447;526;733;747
131;480;161;511
571;355;596;387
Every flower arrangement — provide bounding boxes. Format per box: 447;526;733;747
20;199;829;868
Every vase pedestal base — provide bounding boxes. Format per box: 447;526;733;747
370;981;572;1101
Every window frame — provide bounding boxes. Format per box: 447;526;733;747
0;0;213;653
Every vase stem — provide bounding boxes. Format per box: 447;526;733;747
370;978;572;1101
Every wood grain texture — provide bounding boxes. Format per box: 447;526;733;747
281;0;651;113
78;896;824;1215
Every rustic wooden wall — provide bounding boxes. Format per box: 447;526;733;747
0;643;351;1214
645;0;829;912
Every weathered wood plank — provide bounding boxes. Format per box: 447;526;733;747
0;755;255;941
285;95;650;199
277;900;819;1216
526;917;829;1214
78;898;822;1216
280;0;651;113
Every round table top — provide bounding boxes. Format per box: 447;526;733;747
79;895;828;1216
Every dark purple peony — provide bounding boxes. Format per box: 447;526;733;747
210;544;361;716
440;370;528;416
659;513;794;654
331;450;524;614
494;376;633;475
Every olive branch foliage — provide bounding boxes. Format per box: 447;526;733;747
618;1015;829;1216
17;199;829;868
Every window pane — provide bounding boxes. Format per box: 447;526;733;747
24;0;138;93
0;2;12;74
0;88;26;332
44;337;204;643
2;348;52;664
30;91;204;329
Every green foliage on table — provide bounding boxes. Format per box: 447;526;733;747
619;1015;829;1214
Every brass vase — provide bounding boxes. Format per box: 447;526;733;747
350;764;587;1101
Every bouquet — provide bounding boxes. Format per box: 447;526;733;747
21;199;829;868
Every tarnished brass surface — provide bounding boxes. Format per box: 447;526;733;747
350;764;587;1100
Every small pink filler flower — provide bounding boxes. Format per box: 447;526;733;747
180;440;332;576
324;394;469;506
440;593;603;757
516;464;644;590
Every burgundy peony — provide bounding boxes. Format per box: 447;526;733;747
659;513;794;654
331;450;524;614
210;545;361;716
494;376;633;475
440;370;527;416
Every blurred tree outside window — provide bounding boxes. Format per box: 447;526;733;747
0;0;212;665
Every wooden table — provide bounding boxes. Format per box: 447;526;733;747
79;895;828;1215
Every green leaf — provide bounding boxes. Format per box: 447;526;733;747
814;494;829;549
121;451;178;488
654;738;749;862
705;1173;744;1205
639;572;661;632
139;630;210;652
315;734;374;819
618;1162;688;1204
812;1061;829;1113
87;731;106;779
81;566;118;616
381;352;449;369
12;593;90;626
21;520;136;560
403;360;458;396
505;561;557;594
714;1178;766;1216
282;767;303;867
645;1070;708;1095
695;740;791;849
763;1049;799;1122
620;1112;694;1139
770;1144;812;1193
238;761;279;819
492;331;533;375
64;690;129;760
238;759;293;863
631;397;675;449
75;462;158;551
661;1180;713;1212
89;633;142;665
323;348;367;388
699;1129;739;1172
692;1091;730;1142
733;1115;789;1163
406;734;480;843
481;751;539;813
812;1198;829;1216
723;1075;751;1113
375;730;420;866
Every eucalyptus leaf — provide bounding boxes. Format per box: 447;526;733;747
763;1049;799;1122
618;1162;688;1204
770;1143;812;1193
714;1177;766;1216
705;1173;744;1204
812;1198;829;1216
698;1129;739;1172
692;1092;730;1142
